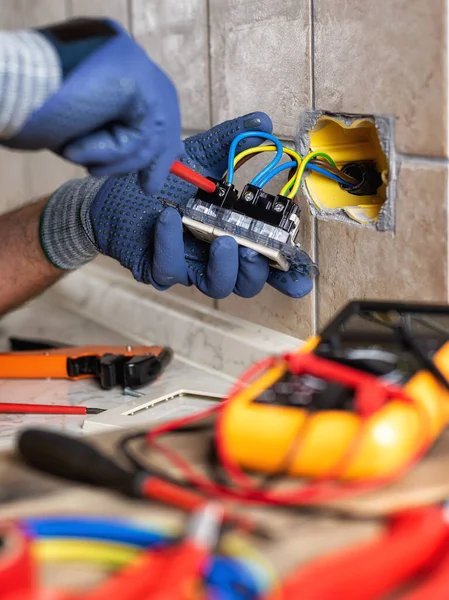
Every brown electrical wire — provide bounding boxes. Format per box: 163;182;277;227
312;159;360;185
227;149;360;186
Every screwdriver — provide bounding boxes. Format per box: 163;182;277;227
17;429;262;538
170;161;216;194
0;403;103;415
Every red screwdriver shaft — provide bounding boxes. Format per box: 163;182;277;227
170;160;216;194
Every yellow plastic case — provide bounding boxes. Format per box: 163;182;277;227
219;302;449;481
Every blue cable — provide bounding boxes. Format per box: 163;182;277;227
308;163;355;186
257;161;297;188
257;160;355;189
24;517;169;547
227;132;283;186
24;516;264;600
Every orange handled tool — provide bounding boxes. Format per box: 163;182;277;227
0;337;173;390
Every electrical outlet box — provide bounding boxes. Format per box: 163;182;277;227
297;111;396;231
175;180;317;276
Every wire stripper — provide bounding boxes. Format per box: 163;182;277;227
0;337;173;390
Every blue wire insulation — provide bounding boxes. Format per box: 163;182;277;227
258;160;355;189
24;517;170;547
226;132;283;186
257;161;297;187
24;516;266;600
308;163;355;186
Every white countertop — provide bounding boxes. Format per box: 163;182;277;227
0;297;230;449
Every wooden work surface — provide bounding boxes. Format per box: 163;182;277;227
3;423;449;587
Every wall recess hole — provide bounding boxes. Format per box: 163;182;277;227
297;111;396;231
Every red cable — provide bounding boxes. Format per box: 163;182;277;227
213;352;430;505
403;542;449;600
270;507;449;600
144;352;434;508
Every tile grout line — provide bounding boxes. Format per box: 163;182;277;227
397;153;449;166
309;0;319;335
445;0;449;302
205;0;214;129
126;0;134;36
64;0;72;18
308;0;316;110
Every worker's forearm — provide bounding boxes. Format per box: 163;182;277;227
0;199;61;316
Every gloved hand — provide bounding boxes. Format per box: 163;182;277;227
40;112;314;300
0;18;181;195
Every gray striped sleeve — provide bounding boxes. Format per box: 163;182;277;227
0;30;61;139
40;176;107;270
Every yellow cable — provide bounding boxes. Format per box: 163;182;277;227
233;145;302;168
34;535;278;594
34;539;141;567
221;533;278;587
227;145;341;201
281;151;337;198
224;145;303;196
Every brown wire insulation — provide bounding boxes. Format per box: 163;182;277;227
312;159;360;185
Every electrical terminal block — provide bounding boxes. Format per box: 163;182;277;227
177;180;316;275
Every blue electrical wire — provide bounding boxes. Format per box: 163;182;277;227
24;516;264;600
227;132;283;186
257;161;297;188
308;163;355;186
257;160;355;189
24;517;169;547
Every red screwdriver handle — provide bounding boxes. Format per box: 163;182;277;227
170;161;217;194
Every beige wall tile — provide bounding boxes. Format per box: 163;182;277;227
0;150;84;213
209;0;310;139
25;152;84;200
314;0;447;157
218;153;315;339
0;149;30;212
69;0;129;28
317;162;448;329
132;0;210;131
0;1;70;213
0;0;66;28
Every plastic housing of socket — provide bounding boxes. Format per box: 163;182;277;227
175;181;317;276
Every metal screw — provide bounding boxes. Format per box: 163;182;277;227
126;345;132;352
123;387;146;398
243;191;254;202
217;187;226;197
273;202;284;212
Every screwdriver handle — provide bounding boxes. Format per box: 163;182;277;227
18;429;136;496
170;161;216;194
18;429;263;538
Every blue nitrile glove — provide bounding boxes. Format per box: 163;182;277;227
40;113;313;300
0;18;182;195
